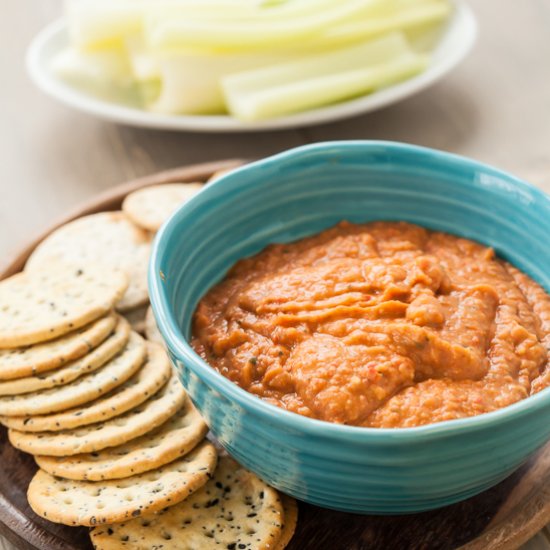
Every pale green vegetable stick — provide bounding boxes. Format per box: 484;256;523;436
222;33;429;121
145;0;385;50
146;22;406;114
65;0;144;49
312;1;452;50
222;32;411;94
144;0;366;23
125;35;161;81
151;52;297;114
51;47;134;95
225;54;428;121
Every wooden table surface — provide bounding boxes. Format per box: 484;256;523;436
1;0;549;548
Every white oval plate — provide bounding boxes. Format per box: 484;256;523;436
27;2;476;133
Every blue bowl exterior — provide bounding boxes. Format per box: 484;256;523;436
149;141;550;513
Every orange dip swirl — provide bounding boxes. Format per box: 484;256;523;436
192;222;550;428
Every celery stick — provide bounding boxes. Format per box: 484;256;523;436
135;80;161;106
148;16;412;115
66;0;269;50
318;2;452;48
65;0;145;50
406;20;448;53
51;46;141;105
227;54;428;121
125;35;161;81
52;47;133;88
142;0;271;22
224;53;428;121
145;0;385;49
150;51;295;114
222;32;411;95
145;0;384;26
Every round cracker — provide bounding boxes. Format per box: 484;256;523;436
10;370;185;456
207;167;235;182
144;306;163;346
0;332;146;417
89;455;284;550
122;183;203;232
0;313;117;381
1;343;170;432
122;304;148;334
36;399;207;480
0;264;127;348
25;212;151;311
28;441;217;527
0;317;130;396
275;494;299;550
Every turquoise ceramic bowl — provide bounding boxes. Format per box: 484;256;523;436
149;141;550;514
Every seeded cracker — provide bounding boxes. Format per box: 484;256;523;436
25;212;151;311
122;304;148;334
0;313;117;380
275;494;298;550
207;167;235;182
9;370;185;455
0;264;127;348
0;343;170;432
122;183;203;232
89;456;284;550
0;332;146;416
28;441;217;526
36;398;207;480
144;306;163;346
0;317;130;396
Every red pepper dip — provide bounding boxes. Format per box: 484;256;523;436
192;222;550;428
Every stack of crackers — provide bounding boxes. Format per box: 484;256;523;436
0;178;297;550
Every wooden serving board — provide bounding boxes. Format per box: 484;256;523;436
0;161;548;550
